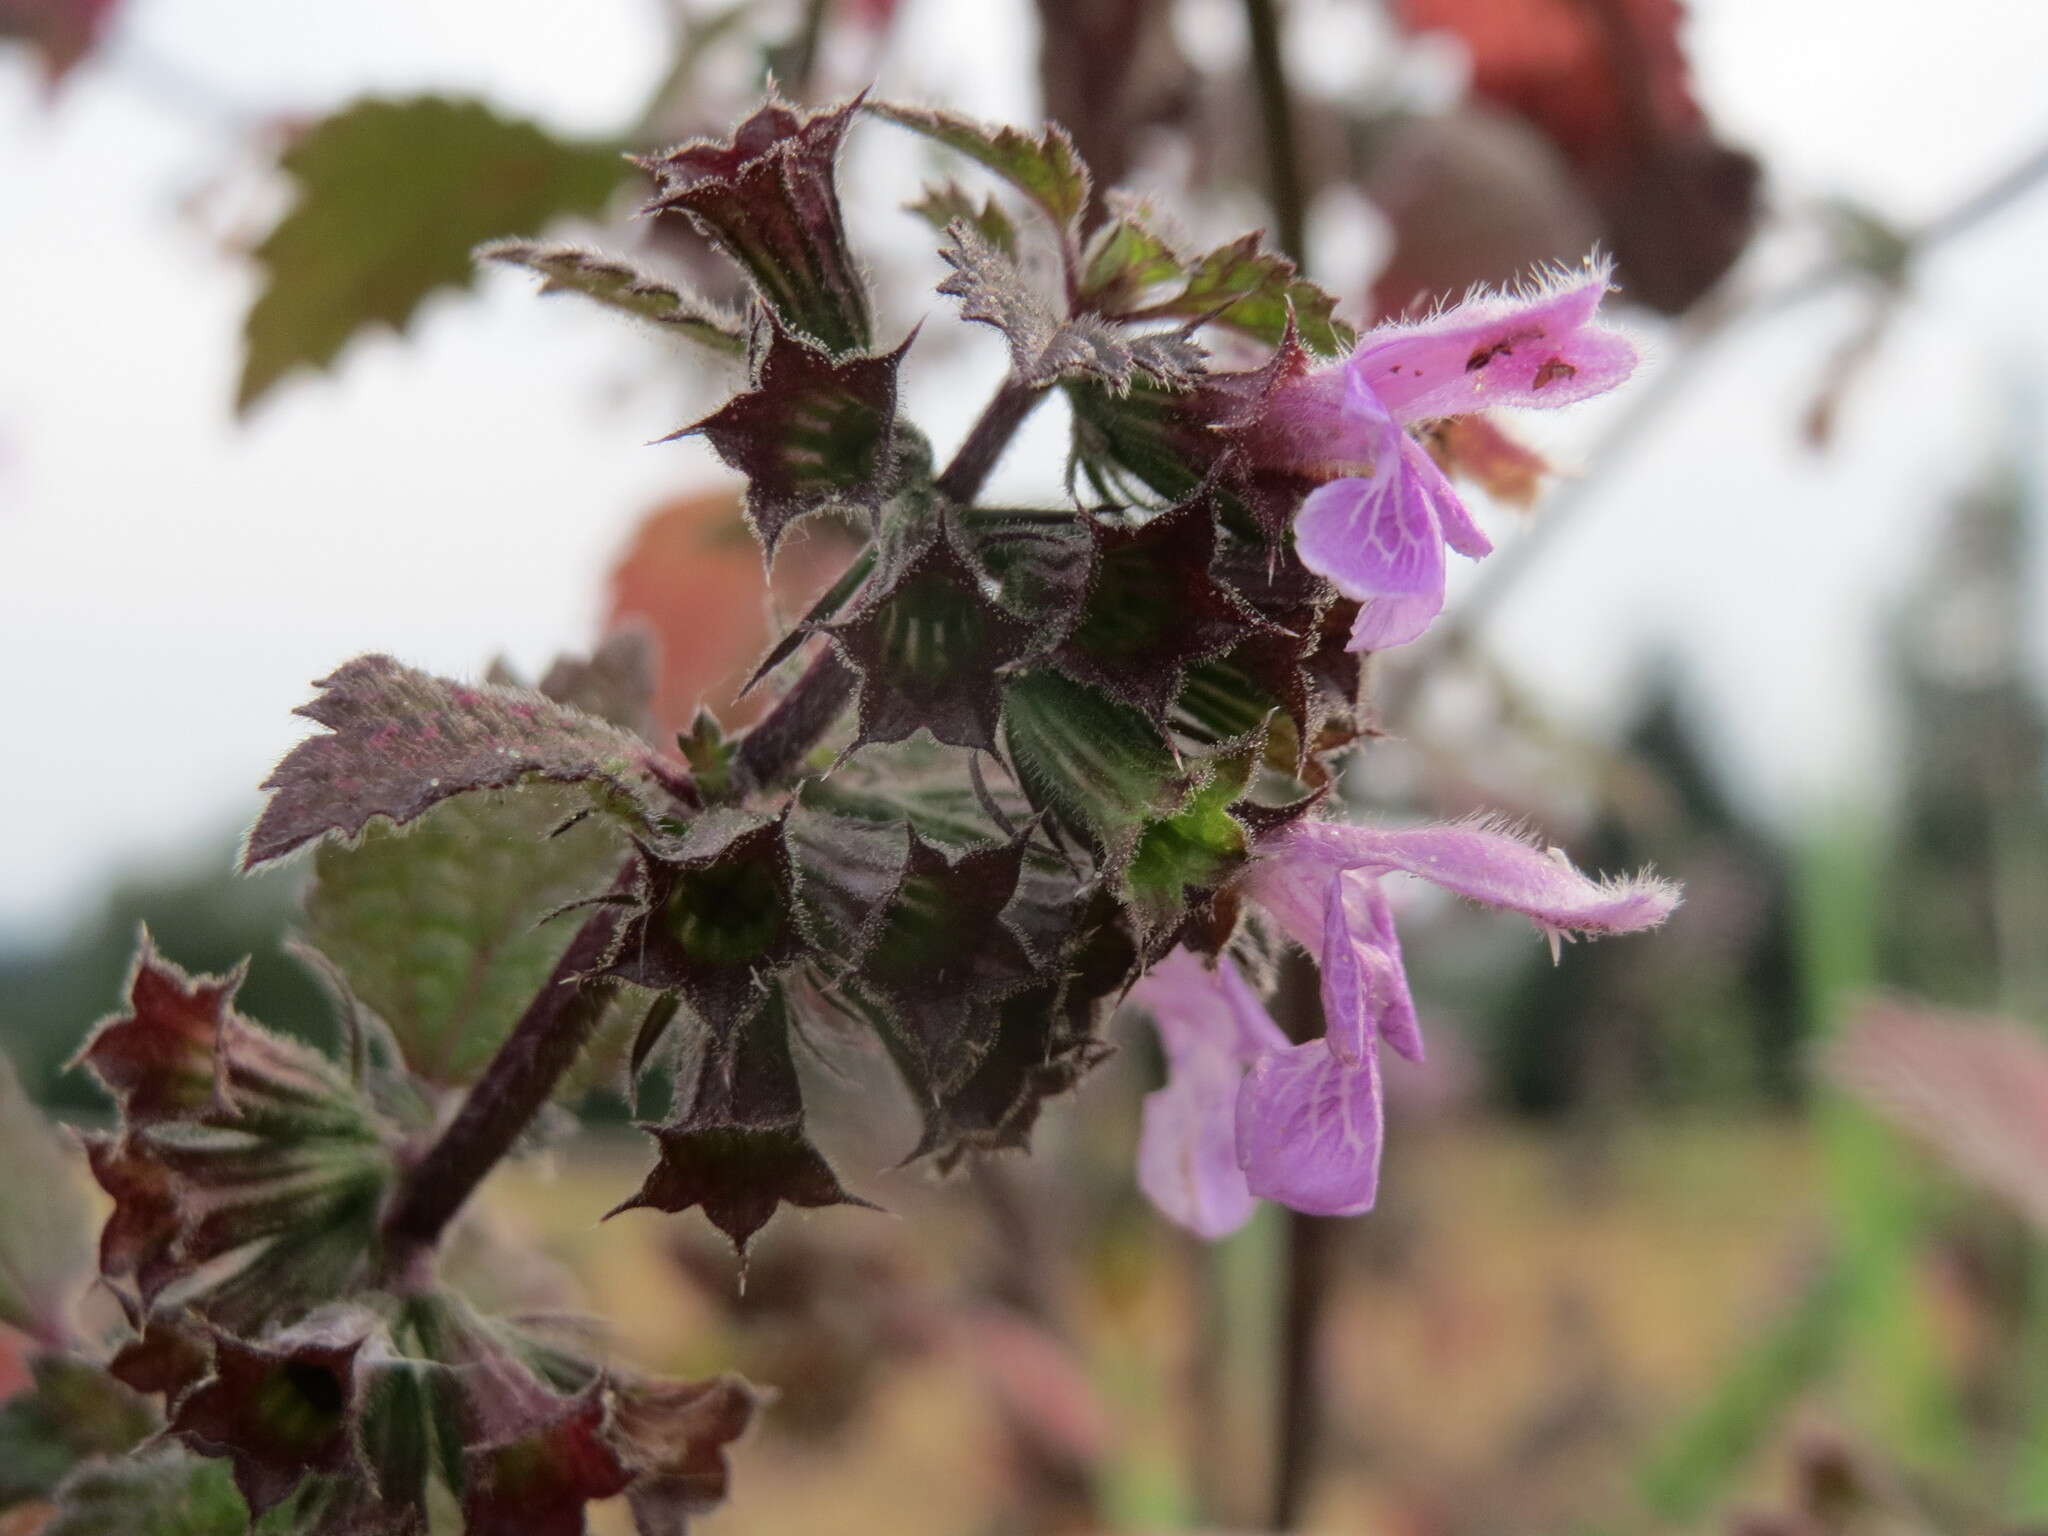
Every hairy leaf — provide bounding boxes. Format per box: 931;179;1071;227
301;785;632;1087
948;506;1095;629
1080;206;1184;311
937;222;1202;391
477;240;745;353
905;179;1019;256
460;1386;630;1536
1123;231;1353;356
0;1055;93;1347
0;1353;156;1504
244;654;688;870
610;1374;761;1530
638;95;872;354
869;102;1091;235
1121;755;1252;941
672;317;912;559
239;96;630;412
42;1448;250;1536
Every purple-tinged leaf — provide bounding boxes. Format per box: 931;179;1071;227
244;654;690;870
610;990;874;1257
937;222;1204;391
1113;229;1354;356
672;317;912;561
477;240;746;354
869;102;1092;236
638;95;872;355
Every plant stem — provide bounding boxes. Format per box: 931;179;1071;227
378;897;627;1283
936;374;1049;504
1268;947;1329;1529
1242;0;1306;264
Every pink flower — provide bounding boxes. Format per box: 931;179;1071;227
1267;263;1637;650
1129;817;1678;1234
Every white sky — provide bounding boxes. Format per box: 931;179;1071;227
2;0;2046;941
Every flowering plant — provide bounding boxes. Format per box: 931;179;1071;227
16;91;1675;1533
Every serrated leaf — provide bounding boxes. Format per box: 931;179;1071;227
244;654;688;870
301;784;632;1088
609;989;873;1257
477;240;745;354
1080;209;1185;309
937;222;1203;391
869;102;1091;235
638;95;872;354
239;96;631;412
671;317;912;560
0;1055;93;1347
1002;670;1187;864
904;179;1019;255
1122;231;1353;356
1053;495;1264;723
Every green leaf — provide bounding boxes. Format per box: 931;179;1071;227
1080;209;1184;311
1001;670;1187;864
904;180;1019;256
1121;231;1352;356
0;1054;93;1347
43;1449;250;1536
0;1354;157;1504
477;241;745;354
869;102;1091;235
239;96;632;412
301;784;633;1087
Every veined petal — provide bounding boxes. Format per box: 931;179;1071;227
1294;464;1445;606
1138;1049;1258;1240
1411;437;1493;559
1351;266;1638;423
1236;1038;1382;1217
1131;946;1289;1066
1319;871;1423;1066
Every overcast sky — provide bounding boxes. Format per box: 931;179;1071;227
2;0;2046;942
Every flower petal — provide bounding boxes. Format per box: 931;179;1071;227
1236;1038;1383;1217
1262;818;1680;940
1294;465;1445;607
1346;590;1443;652
1131;946;1288;1066
1351;267;1638;422
1319;871;1423;1066
1138;1049;1258;1240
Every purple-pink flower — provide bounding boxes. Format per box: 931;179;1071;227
1130;817;1679;1236
1265;263;1638;650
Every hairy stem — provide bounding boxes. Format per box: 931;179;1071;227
1242;0;1306;264
936;374;1049;503
1268;947;1329;1528
378;897;627;1282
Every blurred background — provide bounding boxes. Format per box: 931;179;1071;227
4;0;2048;1530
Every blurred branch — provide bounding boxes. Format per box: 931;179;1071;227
1378;130;2048;723
1242;0;1306;263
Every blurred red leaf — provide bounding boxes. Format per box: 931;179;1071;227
605;487;851;739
